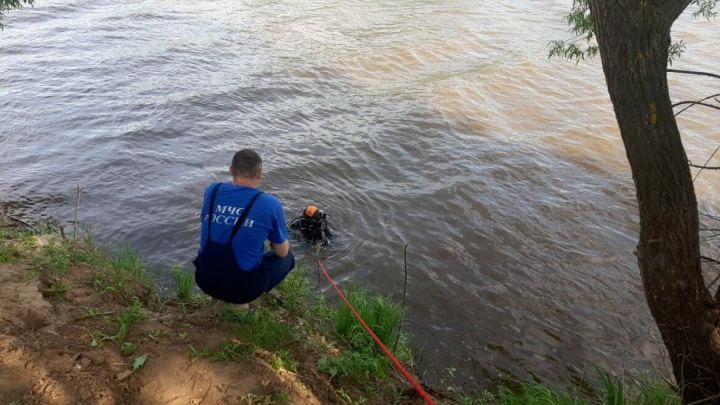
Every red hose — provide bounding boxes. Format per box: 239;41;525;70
316;258;436;405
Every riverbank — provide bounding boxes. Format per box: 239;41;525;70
0;217;443;403
0;211;681;404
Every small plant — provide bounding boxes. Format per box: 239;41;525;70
0;241;18;263
317;285;409;379
239;308;297;350
170;264;194;301
334;286;403;350
489;383;584;405
190;341;255;361
338;389;368;405
120;342;138;355
273;392;292;405
239;393;275;405
318;350;389;380
43;239;72;274
48;280;69;299
94;245;149;293
270;349;299;373
112;245;146;277
114;297;146;342
275;265;311;313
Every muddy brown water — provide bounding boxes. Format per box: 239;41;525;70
1;0;719;389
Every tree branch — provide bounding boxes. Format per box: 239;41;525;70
689;163;720;169
702;255;720;265
673;101;720;114
673;93;720;116
668;68;720;79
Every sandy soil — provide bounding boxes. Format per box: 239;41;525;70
0;257;343;404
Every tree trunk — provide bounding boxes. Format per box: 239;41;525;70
588;1;720;402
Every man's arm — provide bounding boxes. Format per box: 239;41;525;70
271;240;290;257
268;195;290;257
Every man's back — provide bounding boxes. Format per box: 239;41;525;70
199;182;288;271
193;149;294;304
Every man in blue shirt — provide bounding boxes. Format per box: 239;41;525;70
193;149;294;304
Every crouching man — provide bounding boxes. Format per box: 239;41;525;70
194;149;294;303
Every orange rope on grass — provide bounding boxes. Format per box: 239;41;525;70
316;258;436;405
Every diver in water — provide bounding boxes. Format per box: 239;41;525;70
193;149;294;304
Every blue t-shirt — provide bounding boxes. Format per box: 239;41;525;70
199;182;288;271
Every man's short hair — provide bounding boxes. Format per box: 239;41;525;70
231;149;262;178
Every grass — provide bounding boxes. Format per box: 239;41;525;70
114;297;146;342
93;244;150;294
317;285;409;380
48;280;70;299
221;306;297;350
43;239;72;274
190;341;255;361
274;264;312;314
270;349;299;373
0;227;37;263
459;370;681;405
170;264;195;301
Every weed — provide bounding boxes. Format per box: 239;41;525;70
318;350;389;379
190;341;255;361
170;264;194;301
94;245;149;293
338;388;368;405
598;369;624;405
472;370;681;405
0;240;18;263
239;393;275;405
48;280;69;299
275;265;311;313
273;392;292;405
317;285;409;379
114;297;146;342
112;244;146;277
223;307;297;350
334;286;403;350
43;239;72;274
120;342;138;355
270;349;299;373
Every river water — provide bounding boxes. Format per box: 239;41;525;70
2;0;719;389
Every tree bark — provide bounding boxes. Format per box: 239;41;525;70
588;1;720;402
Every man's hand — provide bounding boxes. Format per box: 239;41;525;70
271;240;290;257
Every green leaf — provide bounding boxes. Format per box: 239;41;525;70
132;353;148;371
121;342;137;355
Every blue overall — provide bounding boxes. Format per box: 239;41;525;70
193;184;293;304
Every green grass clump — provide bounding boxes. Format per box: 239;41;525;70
318;285;408;379
0;240;18;263
491;383;583;405
94;244;150;293
190;341;255;361
170;265;194;301
467;371;681;405
334;286;403;348
275;265;312;313
0;228;38;263
48;280;70;299
114;297;146;342
270;349;299;373
43;239;72;273
221;306;297;350
112;245;147;277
